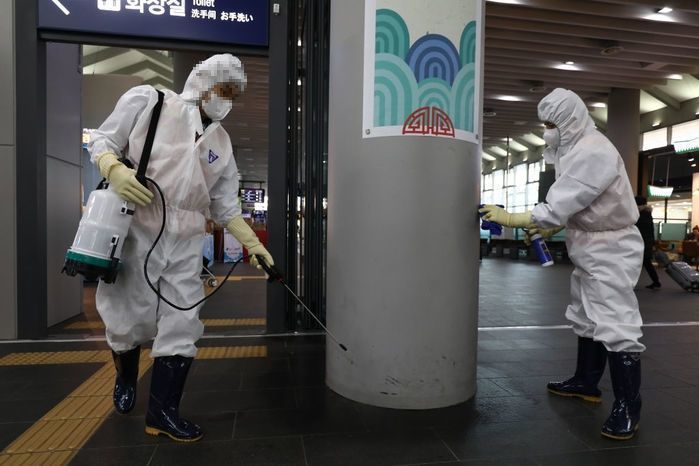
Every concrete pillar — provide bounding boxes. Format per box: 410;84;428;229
607;88;641;193
326;0;482;409
0;0;17;338
45;42;83;327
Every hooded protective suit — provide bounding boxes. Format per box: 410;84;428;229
532;88;644;353
89;55;247;358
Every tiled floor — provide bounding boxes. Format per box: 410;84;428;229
1;258;698;465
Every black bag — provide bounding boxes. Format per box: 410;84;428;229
665;261;699;292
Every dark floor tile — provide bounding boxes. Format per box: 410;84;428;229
182;388;297;413
0;422;32;451
239;369;324;389
0;397;64;423
475;379;515;398
491;375;569;397
186;370;243;391
303;430;456;466
70;445;156;466
436;419;590;461
150;437;307;466
84;415;162;448
235;404;365;439
562;408;699;449
659;386;699;408
472;394;595;424
190;357;290;376
357;400;480;433
84;411;236;449
534;442;699;466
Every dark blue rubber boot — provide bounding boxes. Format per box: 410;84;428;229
145;355;203;442
601;352;642;440
112;346;140;414
547;337;607;403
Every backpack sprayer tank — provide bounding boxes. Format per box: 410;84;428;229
63;90;165;284
63;189;135;283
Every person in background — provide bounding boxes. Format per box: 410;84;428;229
480;88;644;441
685;225;699;241
635;196;661;290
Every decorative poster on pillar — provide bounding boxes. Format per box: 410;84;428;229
362;0;482;142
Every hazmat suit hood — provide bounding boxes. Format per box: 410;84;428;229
180;54;247;103
538;88;596;164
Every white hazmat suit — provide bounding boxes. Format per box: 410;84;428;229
532;88;645;353
89;56;247;358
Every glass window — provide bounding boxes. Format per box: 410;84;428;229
643;128;668;151
526;182;539;206
492;189;505;206
483;173;493;191
481;190;493;205
514;164;527;186
528;163;540;183
492;170;504;189
671;120;699;145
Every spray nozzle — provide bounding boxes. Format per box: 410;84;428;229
255;255;284;282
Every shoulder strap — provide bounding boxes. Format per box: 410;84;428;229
135;89;165;185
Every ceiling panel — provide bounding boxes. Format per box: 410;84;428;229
482;0;699;155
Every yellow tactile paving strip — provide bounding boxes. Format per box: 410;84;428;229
0;346;266;464
63;317;266;330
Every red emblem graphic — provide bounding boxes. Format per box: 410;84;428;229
402;107;455;137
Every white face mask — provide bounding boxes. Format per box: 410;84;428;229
202;92;233;121
543;128;560;149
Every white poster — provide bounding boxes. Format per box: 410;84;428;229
363;0;482;142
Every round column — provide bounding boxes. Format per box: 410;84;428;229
607;88;641;193
326;0;483;409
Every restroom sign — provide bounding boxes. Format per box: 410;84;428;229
39;0;269;47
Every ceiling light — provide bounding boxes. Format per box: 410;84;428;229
652;122;661;127
564;61;575;65
644;13;675;22
657;7;673;14
555;63;580;71
297;38;302;47
693;164;698;168
590;102;607;108
486;0;521;3
496;95;522;102
689;158;695;162
297;78;302;86
667;74;683;80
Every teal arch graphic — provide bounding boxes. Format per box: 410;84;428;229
451;64;475;132
459;21;477;67
374;53;418;127
417;78;452;113
371;10;477;135
375;9;410;60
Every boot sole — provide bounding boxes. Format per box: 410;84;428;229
145;426;204;443
600;424;639;441
547;388;602;403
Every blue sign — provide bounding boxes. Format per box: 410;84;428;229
39;0;269;47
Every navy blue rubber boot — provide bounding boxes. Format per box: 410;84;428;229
547;337;607;403
601;352;642;440
112;346;140;414
145;355;203;443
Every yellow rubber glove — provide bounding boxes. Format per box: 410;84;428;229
478;205;534;228
524;226;565;246
96;153;153;207
226;216;274;270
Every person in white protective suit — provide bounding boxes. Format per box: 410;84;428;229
89;54;274;443
479;88;644;441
